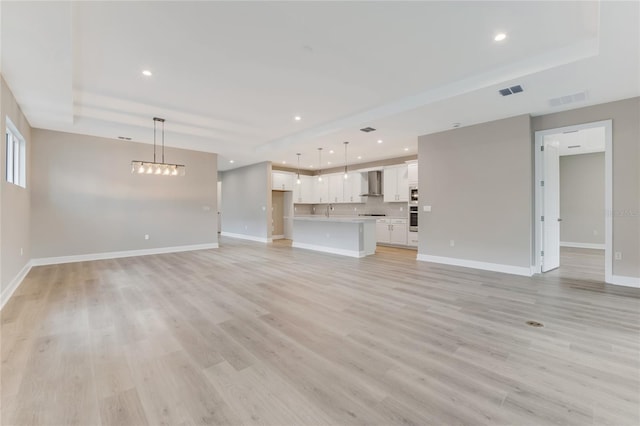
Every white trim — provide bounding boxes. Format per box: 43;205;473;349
31;243;219;266
1;261;32;310
292;242;367;258
221;232;271;243
609;275;640;288
417;254;533;277
560;242;605;250
534;120;612;280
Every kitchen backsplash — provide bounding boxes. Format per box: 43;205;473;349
294;197;408;218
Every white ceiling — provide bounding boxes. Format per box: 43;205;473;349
1;1;638;171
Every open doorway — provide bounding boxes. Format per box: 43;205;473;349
535;120;612;282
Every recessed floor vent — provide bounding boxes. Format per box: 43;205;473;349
360;127;376;133
499;85;524;96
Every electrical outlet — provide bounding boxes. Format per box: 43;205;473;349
144;234;150;240
400;207;403;211
615;251;623;260
245;225;248;230
423;205;432;212
450;240;455;247
20;248;23;256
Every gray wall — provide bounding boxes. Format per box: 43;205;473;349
532;97;639;278
1;75;32;294
418;114;533;269
220;162;272;241
560;152;605;246
31;130;218;258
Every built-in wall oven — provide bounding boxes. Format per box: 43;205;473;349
410;186;418;204
409;205;418;232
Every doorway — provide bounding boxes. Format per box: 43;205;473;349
534;120;612;282
271;191;285;240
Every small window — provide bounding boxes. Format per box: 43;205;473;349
5;117;26;188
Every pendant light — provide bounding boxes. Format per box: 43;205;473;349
343;141;349;179
296;153;302;184
131;117;186;176
317;148;323;182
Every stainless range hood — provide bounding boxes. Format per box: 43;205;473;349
361;170;383;197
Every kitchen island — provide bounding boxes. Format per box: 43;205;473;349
292;216;377;258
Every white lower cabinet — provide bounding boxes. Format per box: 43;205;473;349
408;232;418;247
376;219;391;244
376;218;407;245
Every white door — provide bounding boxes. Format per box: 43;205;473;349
542;138;560;272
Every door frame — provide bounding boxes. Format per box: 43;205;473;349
534;119;612;282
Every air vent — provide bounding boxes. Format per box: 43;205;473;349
118;136;132;140
548;90;588;108
499;85;524;96
360;127;376;133
568;145;581;149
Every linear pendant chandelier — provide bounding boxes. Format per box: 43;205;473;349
131;117;186;176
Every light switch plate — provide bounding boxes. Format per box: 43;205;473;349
423;205;432;212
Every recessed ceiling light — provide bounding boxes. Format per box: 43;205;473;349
357;156;362;160
229;160;234;163
494;33;507;42
329;150;334;154
142;70;152;76
282;161;286;164
327;161;332;165
377;140;383;144
404;147;409;151
309;165;314;168
294;115;301;121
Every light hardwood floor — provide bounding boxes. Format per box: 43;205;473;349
2;239;639;425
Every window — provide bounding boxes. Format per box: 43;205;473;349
5;117;26;188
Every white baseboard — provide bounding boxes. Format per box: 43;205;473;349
31;243;219;267
221;232;271;243
608;275;640;288
416;254;533;277
1;261;32;310
560;241;605;250
292;242;367;258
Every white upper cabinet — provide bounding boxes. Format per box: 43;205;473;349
383;165;409;202
324;172;366;203
345;172;367;203
294;175;314;203
407;161;418;186
328;174;344;203
272;171;295;191
313;175;329;204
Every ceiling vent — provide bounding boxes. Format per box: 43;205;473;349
360;127;376;133
499;85;524;96
548;90;588;108
118;136;132;140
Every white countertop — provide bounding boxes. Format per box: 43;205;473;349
293;215;377;223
